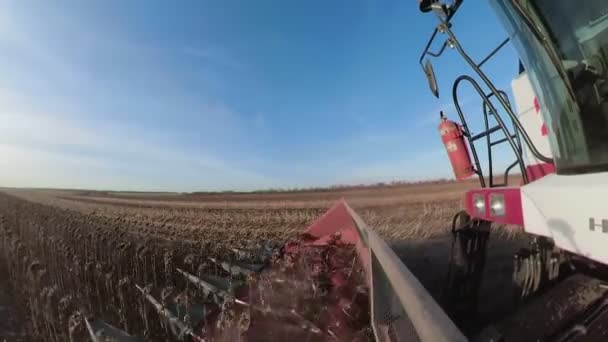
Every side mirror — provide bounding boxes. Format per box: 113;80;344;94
419;0;433;12
418;0;463;18
424;60;439;98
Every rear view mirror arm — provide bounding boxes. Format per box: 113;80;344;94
418;26;451;69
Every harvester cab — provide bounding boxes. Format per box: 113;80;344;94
419;0;608;339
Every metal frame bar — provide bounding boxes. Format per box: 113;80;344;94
453;75;530;185
482;90;524;186
419;7;554;188
470;125;502;141
477;37;510;68
418;0;464;70
441;22;553;164
502;160;520;186
345;204;467;342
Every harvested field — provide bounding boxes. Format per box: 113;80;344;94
0;180;527;341
6;178;521;242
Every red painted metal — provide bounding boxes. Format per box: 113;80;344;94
533;96;548;136
465;187;524;226
198;200;373;341
304;199;358;242
439;117;475;180
293;200;465;341
302;199;371;280
525;162;555;182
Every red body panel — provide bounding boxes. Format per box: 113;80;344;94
463;163;554;226
525;162;555;182
439;119;475;180
465;187;524;226
302;199;371;281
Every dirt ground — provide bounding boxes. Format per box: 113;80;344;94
4;178;522;242
394;234;530;322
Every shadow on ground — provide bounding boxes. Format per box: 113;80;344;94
391;232;531;325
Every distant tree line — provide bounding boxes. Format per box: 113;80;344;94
191;178;456;195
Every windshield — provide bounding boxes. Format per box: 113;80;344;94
491;0;608;174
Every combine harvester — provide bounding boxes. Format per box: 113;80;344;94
85;0;608;341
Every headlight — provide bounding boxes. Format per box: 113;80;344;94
490;193;505;217
473;193;485;216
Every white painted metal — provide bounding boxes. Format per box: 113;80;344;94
512;70;608;266
511;72;553;164
520;172;608;265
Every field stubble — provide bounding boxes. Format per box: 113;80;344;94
9;179;516;242
0;180;524;340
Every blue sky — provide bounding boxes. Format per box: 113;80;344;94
0;1;521;191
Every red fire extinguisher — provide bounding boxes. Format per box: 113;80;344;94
439;111;475;180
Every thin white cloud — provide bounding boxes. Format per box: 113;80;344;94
0;144;117;190
0;3;276;192
0;3;80;88
0;87;271;192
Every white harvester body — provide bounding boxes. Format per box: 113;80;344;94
511;72;553;166
512;72;608;266
521;172;608;265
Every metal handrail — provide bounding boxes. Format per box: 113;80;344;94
419;3;554;188
453;75;530;185
441;22;553;164
346;204;468;342
482;90;524;186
